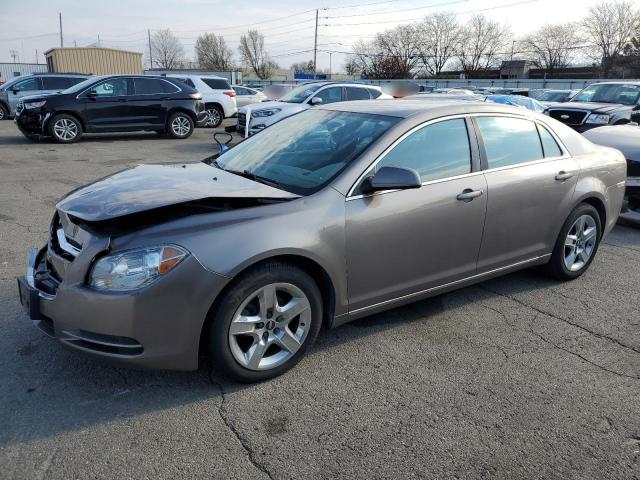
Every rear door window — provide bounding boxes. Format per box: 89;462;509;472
476;116;544;169
368;88;383;99
42;76;78;90
345;87;370;101
134;77;175;95
377;118;472;182
201;78;231;90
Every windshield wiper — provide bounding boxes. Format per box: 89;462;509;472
225;169;286;190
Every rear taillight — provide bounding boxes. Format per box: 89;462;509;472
223;91;236;98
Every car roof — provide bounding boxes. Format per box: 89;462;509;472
587;81;640;86
318;99;533;118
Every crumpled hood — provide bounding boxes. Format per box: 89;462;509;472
57;162;299;222
238;100;309;116
548;101;627;113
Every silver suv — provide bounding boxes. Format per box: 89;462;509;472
0;73;89;119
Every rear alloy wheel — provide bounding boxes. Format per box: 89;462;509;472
49;114;82;143
204;106;223;128
208;263;322;382
546;203;601;280
167;112;194;139
0;103;9;120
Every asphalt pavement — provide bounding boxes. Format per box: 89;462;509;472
1;120;639;479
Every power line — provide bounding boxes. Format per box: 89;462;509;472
325;0;541;26
324;0;468;19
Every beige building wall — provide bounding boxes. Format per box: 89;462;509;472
45;48;143;75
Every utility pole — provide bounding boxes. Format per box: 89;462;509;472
313;10;318;79
59;12;63;48
148;29;153;69
35;49;38;64
329;52;333;78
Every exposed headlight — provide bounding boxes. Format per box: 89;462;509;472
189;93;202;100
251;108;281;118
586;113;610;124
89;245;188;291
24;100;46;109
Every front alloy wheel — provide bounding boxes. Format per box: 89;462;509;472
208;263;322;382
229;283;312;371
49;114;82;143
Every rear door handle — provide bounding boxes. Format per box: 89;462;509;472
555;171;574;181
456;189;484;202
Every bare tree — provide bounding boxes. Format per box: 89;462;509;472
291;60;315;74
151;29;184;69
350;25;420;79
580;0;640;75
344;57;361;76
195;33;233;70
523;24;583;74
239;30;278;79
415;12;462;76
457;14;512;75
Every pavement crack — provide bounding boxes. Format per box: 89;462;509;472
528;323;640;381
208;371;275;480
479;284;640;356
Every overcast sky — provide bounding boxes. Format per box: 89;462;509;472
0;0;608;73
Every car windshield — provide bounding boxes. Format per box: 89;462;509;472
215;109;398;195
62;76;102;94
571;83;640;105
539;91;569;101
278;84;322;103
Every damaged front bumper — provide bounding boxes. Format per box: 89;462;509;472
14;110;49;137
17;237;229;371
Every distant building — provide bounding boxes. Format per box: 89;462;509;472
44;47;143;75
0;63;47;83
500;60;535;79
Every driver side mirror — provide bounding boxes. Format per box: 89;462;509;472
10;87;20;94
361;166;422;194
310;96;323;105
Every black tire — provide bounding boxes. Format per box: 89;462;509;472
204;105;223;128
208;263;323;382
0;103;9;120
48;114;82;143
166;112;194;139
545;203;602;280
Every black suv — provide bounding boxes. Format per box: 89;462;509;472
14;75;207;143
545;82;640;132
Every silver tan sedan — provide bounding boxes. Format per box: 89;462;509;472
17;101;626;382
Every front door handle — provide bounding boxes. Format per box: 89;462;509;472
456;189;484;202
555;171;574;181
